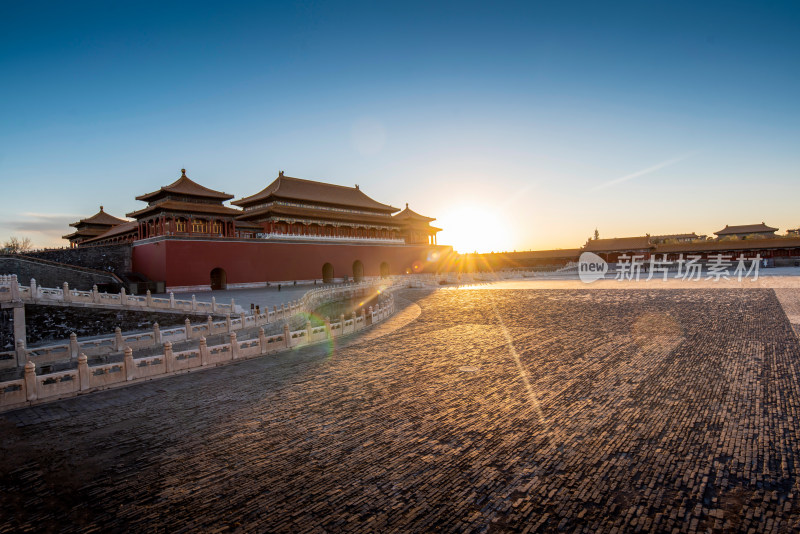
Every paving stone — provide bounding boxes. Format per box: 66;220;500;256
0;288;799;532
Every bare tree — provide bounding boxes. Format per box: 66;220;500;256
2;236;33;254
594;228;600;240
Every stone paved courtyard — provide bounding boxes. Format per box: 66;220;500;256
2;288;800;532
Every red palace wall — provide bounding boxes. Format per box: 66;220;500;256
132;237;453;290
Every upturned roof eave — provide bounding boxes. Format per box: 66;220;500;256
232;174;399;213
126;203;242;219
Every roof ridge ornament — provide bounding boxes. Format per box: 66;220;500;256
279;170;284;177
181;168;186;176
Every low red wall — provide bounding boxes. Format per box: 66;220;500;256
132;238;453;288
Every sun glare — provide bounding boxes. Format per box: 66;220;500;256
437;205;514;254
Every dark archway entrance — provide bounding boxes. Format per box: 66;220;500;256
380;261;390;278
210;268;227;290
322;263;334;283
352;260;364;282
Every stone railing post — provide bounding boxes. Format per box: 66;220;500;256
199;336;209;366
69;333;79;359
124;347;135;381
340;314;346;335
15;339;27;367
211;296;217;313
24;360;37;401
191;295;197;311
360;308;366;329
239;311;246;330
207;315;214;335
114;327;123;351
369;306;374;325
163;341;174;373
169;292;175;308
258;327;266;354
306;321;312;344
273;305;278;320
146;289;153;307
29;278;37;300
229;332;239;359
78;354;90;391
119;287;127;305
284;324;291;348
9;277;20;301
92;285;99;303
230;298;235;312
351;311;357;330
324;317;331;338
226;313;232;333
62;282;71;302
153;322;161;345
185;318;192;340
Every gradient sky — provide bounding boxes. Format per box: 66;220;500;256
1;1;799;252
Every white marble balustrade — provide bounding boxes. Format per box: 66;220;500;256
0;295;395;412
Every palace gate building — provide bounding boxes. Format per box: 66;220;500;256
74;170;449;292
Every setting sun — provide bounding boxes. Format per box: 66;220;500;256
436;205;514;254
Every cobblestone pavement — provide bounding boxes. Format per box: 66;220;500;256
2;288;800;532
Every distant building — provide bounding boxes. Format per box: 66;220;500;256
714;223;778;240
583;236;652;263
649;233;703;244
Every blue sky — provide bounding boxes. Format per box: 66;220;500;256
1;1;798;252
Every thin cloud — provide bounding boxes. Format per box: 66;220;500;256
0;213;81;247
591;152;697;192
8;213;78;233
21;212;80;219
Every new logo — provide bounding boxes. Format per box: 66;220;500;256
578;252;608;283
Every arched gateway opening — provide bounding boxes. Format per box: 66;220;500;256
352;260;364;282
210;268;227;290
322;263;334;283
380;262;390;278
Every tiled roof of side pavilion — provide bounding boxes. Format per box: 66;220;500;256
136;169;234;202
233;172;398;213
393;204;436;223
69;206;128;228
714;223;778;236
